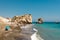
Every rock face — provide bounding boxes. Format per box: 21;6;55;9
0;14;33;40
0;16;21;32
0;16;9;24
38;18;43;24
0;16;10;31
11;14;32;24
0;14;32;31
6;17;11;22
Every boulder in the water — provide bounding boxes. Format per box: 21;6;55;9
38;18;43;24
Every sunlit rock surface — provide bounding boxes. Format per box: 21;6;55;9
0;16;9;24
0;14;32;31
0;16;10;31
11;14;32;24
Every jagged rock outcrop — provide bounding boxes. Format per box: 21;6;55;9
38;18;43;24
11;14;32;24
0;16;21;32
0;14;33;40
0;14;32;31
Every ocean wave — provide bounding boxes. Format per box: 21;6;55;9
31;28;44;40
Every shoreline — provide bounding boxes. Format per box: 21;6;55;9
20;24;44;40
0;24;44;40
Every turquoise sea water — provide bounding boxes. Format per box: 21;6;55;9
33;22;60;40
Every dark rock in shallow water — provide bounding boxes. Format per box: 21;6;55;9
38;18;43;24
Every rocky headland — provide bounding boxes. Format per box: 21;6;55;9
0;14;33;40
0;14;43;40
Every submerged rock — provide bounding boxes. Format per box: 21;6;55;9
38;18;43;24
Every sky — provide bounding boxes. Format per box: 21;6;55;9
0;0;60;22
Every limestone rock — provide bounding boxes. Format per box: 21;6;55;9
6;17;11;22
38;18;43;24
10;22;21;32
0;16;21;32
11;14;32;24
0;16;9;24
0;16;9;31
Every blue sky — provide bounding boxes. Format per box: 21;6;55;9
0;0;60;22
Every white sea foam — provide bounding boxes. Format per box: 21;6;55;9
31;28;44;40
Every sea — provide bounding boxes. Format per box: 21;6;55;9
32;22;60;40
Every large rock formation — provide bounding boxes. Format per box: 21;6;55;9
0;14;33;40
0;16;21;40
0;16;21;32
38;18;43;24
0;14;32;31
11;14;32;24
